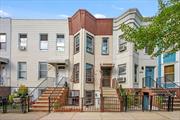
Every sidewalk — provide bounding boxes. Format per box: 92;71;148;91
0;111;179;120
40;112;180;120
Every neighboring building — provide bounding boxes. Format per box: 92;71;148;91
113;9;157;88
68;9;113;100
10;19;69;87
158;51;180;87
0;18;11;86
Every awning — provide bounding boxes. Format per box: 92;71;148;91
100;63;114;67
0;57;9;64
48;59;69;66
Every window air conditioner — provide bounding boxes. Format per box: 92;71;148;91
119;45;127;52
117;77;126;83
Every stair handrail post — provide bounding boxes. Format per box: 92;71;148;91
150;95;153;111
142;94;144;112
167;95;171;111
125;95;128;112
48;96;51;113
171;96;174;112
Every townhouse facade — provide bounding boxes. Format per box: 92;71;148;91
0;18;11;86
158;51;180;87
1;8;179;100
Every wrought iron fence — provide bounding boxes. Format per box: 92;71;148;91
123;95;174;112
0;96;28;113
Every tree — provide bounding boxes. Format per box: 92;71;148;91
120;0;180;56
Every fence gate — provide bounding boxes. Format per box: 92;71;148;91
103;97;121;112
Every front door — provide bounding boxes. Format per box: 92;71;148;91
102;67;111;87
145;67;154;88
0;64;6;85
56;65;66;85
143;92;149;110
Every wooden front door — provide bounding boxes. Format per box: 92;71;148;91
102;67;111;87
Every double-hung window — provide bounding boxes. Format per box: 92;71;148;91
19;34;27;50
101;37;109;55
86;63;94;83
86;34;94;54
164;65;174;82
118;64;126;76
18;62;27;80
40;34;48;50
0;33;6;50
74;34;80;54
73;63;79;83
39;62;48;79
57;34;65;52
85;90;94;105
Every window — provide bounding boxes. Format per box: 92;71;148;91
74;34;80;54
164;65;174;82
40;34;48;50
0;33;6;50
86;34;94;54
19;34;27;50
85;90;94;105
118;64;126;75
39;62;48;79
69;90;79;105
56;34;65;52
134;64;138;83
86;63;94;83
73;63;79;83
101;37;109;55
18;62;27;80
119;35;127;52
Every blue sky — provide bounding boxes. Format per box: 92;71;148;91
0;0;159;19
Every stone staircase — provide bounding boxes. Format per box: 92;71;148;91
102;87;120;112
30;87;68;112
173;97;180;111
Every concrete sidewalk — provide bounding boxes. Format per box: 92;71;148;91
0;111;180;120
40;112;180;120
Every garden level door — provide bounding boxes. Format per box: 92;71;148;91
101;67;111;87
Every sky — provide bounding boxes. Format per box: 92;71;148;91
0;0;159;19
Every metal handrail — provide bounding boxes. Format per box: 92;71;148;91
158;77;180;88
142;76;173;96
29;77;49;96
48;76;66;112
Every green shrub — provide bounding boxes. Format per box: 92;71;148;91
17;85;28;97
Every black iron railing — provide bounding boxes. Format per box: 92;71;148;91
157;77;180;88
123;94;173;112
48;77;67;112
0;96;28;113
142;77;173;96
28;77;56;112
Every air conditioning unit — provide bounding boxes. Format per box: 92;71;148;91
117;77;126;83
119;45;127;52
20;46;26;50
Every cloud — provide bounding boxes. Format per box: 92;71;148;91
0;10;10;17
93;13;106;18
111;5;124;11
57;14;69;19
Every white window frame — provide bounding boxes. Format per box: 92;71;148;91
0;33;6;50
40;34;48;51
19;33;27;50
85;90;94;105
118;64;126;76
18;62;27;80
39;62;48;79
101;37;109;55
56;34;65;52
86;34;94;54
